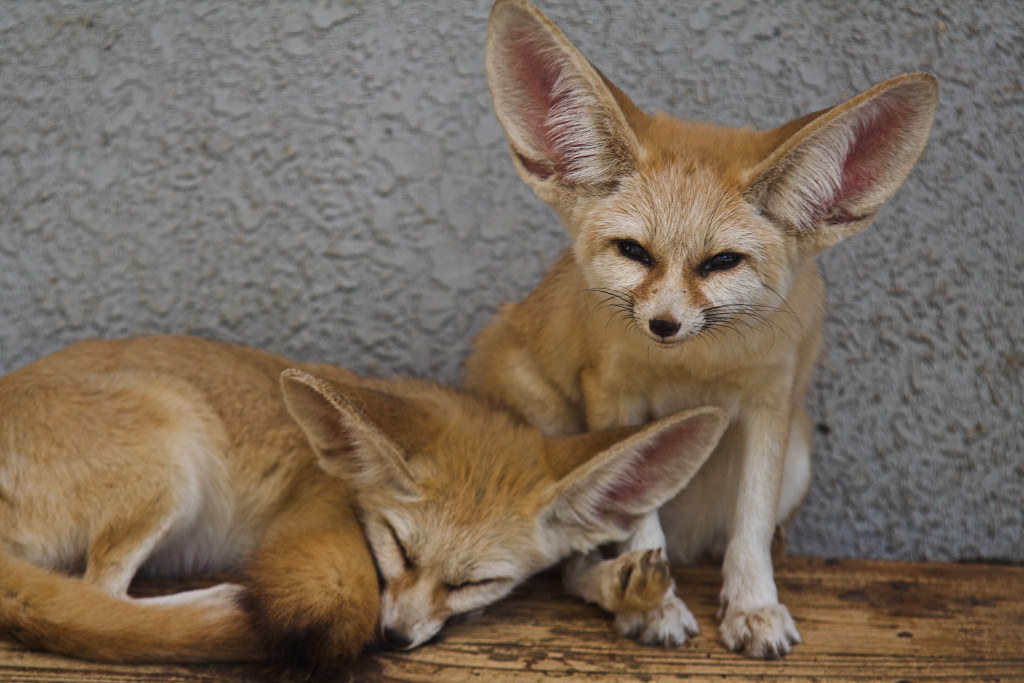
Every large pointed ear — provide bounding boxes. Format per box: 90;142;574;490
745;73;938;253
280;369;433;499
540;407;727;542
485;0;641;200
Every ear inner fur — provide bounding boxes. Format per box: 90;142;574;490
594;420;711;527
280;369;422;497
545;408;726;532
545;424;641;480
486;0;640;191
744;73;938;241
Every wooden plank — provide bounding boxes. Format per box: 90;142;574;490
1;558;1022;681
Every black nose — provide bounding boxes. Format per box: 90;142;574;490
649;318;681;338
382;627;413;650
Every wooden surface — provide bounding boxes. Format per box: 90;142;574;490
1;557;1022;681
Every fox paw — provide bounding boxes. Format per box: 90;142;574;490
614;591;698;648
612;548;674;613
718;602;800;659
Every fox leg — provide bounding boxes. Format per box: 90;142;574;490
136;584;245;607
563;514;697;647
464;339;586;436
568;372;697;645
82;499;183;598
563;548;673;613
81;490;245;610
613;513;699;646
716;405;801;659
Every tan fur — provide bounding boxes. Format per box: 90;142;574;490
0;334;726;663
0;550;258;662
466;0;937;658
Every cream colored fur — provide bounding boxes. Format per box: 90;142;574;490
0;334;725;663
465;0;937;658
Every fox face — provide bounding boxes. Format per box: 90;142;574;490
362;505;544;649
358;435;553;650
280;369;726;650
572;162;792;347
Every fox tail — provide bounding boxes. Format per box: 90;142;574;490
0;550;261;663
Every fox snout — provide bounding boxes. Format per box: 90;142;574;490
378;608;444;651
381;626;414;650
378;580;447;651
598;257;714;346
632;292;705;344
648;317;682;340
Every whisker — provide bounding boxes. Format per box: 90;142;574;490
699;299;797;346
583;287;644;339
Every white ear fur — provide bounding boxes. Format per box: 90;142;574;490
542;407;727;541
485;0;639;197
280;369;422;499
746;73;938;252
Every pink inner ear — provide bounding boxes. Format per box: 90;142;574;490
506;27;576;178
595;419;706;528
826;92;917;223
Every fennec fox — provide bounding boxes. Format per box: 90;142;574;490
0;334;725;664
465;0;937;658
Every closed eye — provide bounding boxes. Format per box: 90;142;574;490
444;577;510;592
385;520;413;569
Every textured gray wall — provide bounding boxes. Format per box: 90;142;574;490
1;1;1021;562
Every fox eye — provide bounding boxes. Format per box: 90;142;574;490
444;577;503;592
616;239;652;266
385;521;413;569
699;252;744;276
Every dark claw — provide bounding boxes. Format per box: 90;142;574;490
618;562;634;595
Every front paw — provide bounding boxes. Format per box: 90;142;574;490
614;591;699;648
718;602;800;658
613;548;674;613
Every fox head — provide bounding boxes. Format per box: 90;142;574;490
485;0;938;347
280;369;725;650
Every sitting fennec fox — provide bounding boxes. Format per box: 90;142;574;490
464;0;938;658
0;334;725;664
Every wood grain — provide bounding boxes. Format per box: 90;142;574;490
1;557;1021;681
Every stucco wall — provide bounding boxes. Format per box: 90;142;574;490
1;1;1021;562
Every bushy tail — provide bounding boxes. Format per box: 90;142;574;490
0;550;262;663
